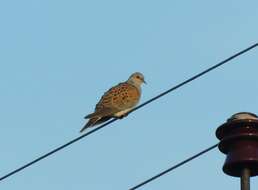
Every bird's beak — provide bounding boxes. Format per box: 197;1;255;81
143;79;147;84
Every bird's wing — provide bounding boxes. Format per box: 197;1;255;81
85;82;140;119
99;82;141;110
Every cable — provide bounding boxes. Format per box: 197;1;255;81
128;143;219;190
128;43;258;114
0;118;117;181
0;43;257;182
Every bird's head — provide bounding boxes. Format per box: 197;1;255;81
127;72;146;86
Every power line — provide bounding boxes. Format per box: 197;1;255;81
128;43;258;114
0;118;118;181
0;43;257;182
128;143;219;190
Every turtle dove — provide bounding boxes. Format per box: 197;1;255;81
80;72;146;132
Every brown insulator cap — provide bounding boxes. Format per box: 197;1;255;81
216;112;258;177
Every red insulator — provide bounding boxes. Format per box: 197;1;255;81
216;112;258;177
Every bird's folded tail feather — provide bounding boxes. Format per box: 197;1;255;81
80;117;100;133
81;108;116;133
80;116;113;133
84;108;115;119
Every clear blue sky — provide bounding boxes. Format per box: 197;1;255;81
0;0;258;189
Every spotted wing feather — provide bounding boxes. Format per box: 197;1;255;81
96;82;140;111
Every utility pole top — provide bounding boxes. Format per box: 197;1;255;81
216;112;258;190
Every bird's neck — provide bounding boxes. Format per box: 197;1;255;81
127;80;142;92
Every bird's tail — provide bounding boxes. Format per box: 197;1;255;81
80;117;100;133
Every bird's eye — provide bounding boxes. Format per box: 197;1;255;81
136;75;140;79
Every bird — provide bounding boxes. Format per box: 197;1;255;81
80;72;146;133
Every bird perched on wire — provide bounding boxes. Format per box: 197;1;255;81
80;72;146;133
